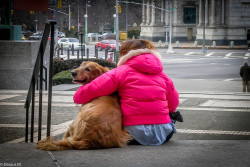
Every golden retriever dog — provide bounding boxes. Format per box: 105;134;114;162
36;61;131;150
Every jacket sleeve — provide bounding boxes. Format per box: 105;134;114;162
73;69;118;104
166;80;179;113
240;66;243;77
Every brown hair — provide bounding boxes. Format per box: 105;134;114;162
119;39;156;58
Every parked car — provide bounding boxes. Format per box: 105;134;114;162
58;38;86;50
88;33;102;41
58;31;65;38
96;39;120;51
27;32;42;40
101;33;115;40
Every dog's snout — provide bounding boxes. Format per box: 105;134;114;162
71;71;77;77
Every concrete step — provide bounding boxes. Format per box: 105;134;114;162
0;41;49;90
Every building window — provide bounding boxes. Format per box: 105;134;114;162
183;7;196;24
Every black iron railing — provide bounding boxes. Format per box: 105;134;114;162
24;21;56;142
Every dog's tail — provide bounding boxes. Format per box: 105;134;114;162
36;137;73;151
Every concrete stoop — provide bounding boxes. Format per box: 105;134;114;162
0;41;49;90
1;140;250;167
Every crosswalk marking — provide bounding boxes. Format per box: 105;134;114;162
184;52;194;55
177;107;250;112
224;52;233;58
244;53;250;59
177;129;250;136
205;52;214;57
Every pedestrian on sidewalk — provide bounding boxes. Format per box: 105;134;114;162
74;39;180;145
240;60;250;92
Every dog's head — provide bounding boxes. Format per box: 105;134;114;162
71;61;109;85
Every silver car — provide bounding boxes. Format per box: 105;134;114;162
58;38;85;50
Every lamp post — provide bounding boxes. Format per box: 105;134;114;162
115;0;119;63
34;19;38;32
113;14;116;34
167;0;174;53
84;14;88;43
68;5;71;31
202;0;206;53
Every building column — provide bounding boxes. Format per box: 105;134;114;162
146;1;151;25
141;0;146;25
205;0;209;26
160;0;164;25
199;0;203;26
221;0;225;26
211;0;215;26
150;0;156;25
165;0;169;25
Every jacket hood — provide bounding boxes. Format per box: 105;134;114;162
117;49;163;74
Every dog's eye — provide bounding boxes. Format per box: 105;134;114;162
85;68;90;71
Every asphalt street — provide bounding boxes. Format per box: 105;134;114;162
1;47;250;167
1;47;250;143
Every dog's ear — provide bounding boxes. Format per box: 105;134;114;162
81;61;90;66
94;66;108;77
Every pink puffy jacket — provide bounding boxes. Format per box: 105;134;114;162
73;49;179;126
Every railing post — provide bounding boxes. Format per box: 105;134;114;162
47;21;56;137
72;44;74;55
105;46;108;59
77;49;79;59
113;49;116;62
30;77;35;142
87;48;89;59
95;45;98;59
24;22;51;143
61;43;63;55
67;48;70;60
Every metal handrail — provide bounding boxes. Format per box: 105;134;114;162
24;21;56;143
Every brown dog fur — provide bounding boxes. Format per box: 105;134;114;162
36;61;131;151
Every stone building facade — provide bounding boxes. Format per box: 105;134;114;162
140;0;250;45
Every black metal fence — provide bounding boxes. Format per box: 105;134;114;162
24;21;56;142
55;44;118;63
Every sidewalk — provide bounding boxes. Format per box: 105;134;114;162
1;85;250;167
1;140;250;167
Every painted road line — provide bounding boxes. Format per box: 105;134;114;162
200;100;250;108
0;102;78;107
179;94;250;100
184;52;194;56
6;120;74;143
0;124;46;128
177;129;250;136
223;79;234;81
224;52;233;58
0;95;19;100
244;53;250;59
205;52;214;57
177;107;250;112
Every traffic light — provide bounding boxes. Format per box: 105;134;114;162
114;4;121;14
118;4;121;13
58;0;62;8
11;10;14;15
30;11;35;15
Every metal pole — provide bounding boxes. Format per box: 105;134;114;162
85;0;88;43
167;0;174;53
30;77;35;142
202;0;206;53
126;3;128;35
78;0;79;32
47;21;56;137
113;14;116;34
68;5;71;31
115;0;120;63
